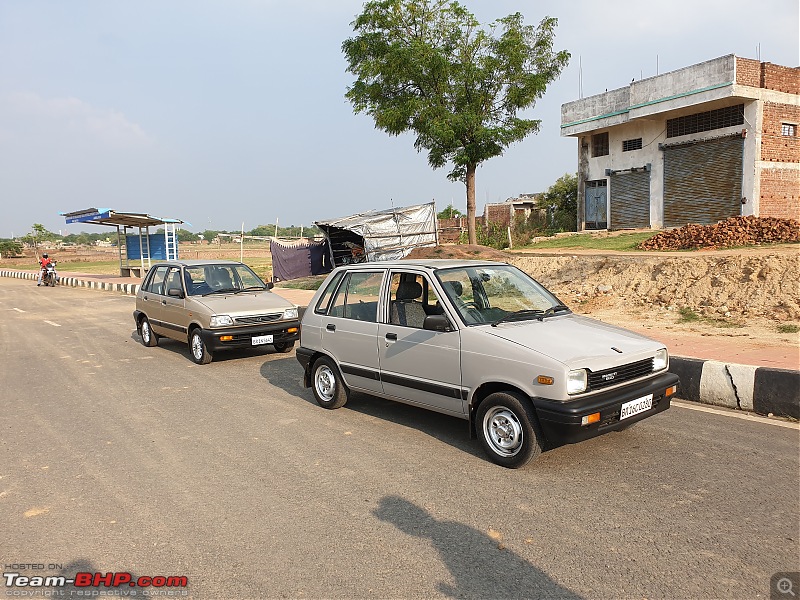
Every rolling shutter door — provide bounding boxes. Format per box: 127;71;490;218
610;171;650;230
663;136;743;228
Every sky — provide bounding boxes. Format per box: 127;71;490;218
0;0;797;238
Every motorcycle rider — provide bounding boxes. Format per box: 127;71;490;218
37;253;54;286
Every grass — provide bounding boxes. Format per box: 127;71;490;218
276;275;327;290
777;323;800;334
677;306;742;329
521;231;658;252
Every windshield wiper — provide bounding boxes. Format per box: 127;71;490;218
491;309;545;327
202;287;240;297
242;286;267;292
540;304;571;319
491;305;571;327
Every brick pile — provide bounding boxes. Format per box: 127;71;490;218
638;216;800;250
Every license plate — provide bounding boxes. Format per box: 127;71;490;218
620;394;653;420
252;334;273;346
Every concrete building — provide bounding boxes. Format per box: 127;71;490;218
561;55;799;230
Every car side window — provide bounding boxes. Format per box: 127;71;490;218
315;271;344;315
165;267;183;296
389;272;445;328
146;266;169;295
328;272;382;322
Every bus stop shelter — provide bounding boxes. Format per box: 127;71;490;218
60;208;186;277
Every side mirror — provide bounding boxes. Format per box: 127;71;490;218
167;287;184;299
266;281;275;290
423;314;452;332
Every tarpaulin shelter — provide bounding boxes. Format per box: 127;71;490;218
269;238;331;282
315;202;438;267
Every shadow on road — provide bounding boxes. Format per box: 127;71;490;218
374;496;583;600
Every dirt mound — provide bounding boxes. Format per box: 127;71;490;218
406;244;511;261
638;216;800;250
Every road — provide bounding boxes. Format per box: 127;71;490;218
1;277;798;600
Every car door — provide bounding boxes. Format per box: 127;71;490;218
378;270;464;415
160;266;189;341
140;265;169;336
321;270;384;394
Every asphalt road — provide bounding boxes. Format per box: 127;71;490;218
1;278;798;600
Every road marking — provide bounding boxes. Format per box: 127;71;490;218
44;320;61;327
673;399;798;429
13;308;25;313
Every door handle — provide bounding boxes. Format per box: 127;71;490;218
385;332;397;341
326;324;336;331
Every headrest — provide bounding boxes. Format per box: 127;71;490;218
396;281;422;301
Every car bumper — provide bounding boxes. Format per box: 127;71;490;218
201;320;301;352
531;372;680;447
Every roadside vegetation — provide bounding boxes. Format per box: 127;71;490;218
521;231;657;252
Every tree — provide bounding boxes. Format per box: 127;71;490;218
541;172;578;231
343;0;569;244
437;204;463;220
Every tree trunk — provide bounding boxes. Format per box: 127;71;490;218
466;163;477;245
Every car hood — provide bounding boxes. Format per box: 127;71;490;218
481;313;662;367
193;291;294;316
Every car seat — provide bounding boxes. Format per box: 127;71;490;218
391;281;427;328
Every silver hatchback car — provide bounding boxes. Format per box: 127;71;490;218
296;260;679;468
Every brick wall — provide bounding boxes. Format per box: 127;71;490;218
736;58;799;94
761;102;800;163
760;168;800;219
484;204;513;228
761;63;800;94
736;57;761;87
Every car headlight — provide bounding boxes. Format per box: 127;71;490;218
653;348;668;371
282;307;299;320
209;315;234;327
567;369;588;395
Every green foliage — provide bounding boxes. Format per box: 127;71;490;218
777;323;799;334
0;240;23;256
23;223;59;245
343;0;569;241
437;204;463;219
540;172;578;232
526;231;658;251
459;222;510;250
677;307;701;323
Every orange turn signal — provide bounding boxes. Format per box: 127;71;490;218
666;385;677;397
287;327;298;333
581;412;601;426
536;375;554;385
219;335;233;342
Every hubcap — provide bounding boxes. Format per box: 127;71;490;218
483;407;523;457
192;334;203;359
315;365;336;402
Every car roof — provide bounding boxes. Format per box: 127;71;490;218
335;259;510;271
149;259;244;268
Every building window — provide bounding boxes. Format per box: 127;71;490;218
666;104;744;138
592;132;609;157
782;123;797;137
622;138;643;152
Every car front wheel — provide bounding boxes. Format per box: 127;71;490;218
189;329;213;365
140;317;158;347
273;340;295;353
312;356;348;409
476;391;543;468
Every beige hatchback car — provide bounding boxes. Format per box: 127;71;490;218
134;260;300;364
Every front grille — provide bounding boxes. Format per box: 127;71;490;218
587;358;654;391
234;314;282;325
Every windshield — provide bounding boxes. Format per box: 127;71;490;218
436;265;568;325
184;264;268;296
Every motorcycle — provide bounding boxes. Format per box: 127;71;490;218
41;261;58;287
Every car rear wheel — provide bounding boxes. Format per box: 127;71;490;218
273;340;295;353
189;329;213;365
140;317;158;347
312;356;348;409
477;391;543;468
